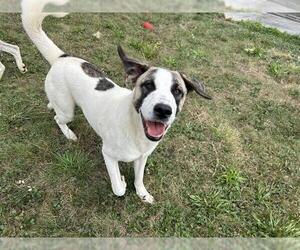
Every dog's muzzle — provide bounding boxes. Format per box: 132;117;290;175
141;114;169;142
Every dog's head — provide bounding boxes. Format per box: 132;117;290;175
118;46;212;142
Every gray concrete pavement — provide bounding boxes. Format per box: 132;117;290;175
225;0;300;36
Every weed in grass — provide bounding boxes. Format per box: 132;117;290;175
190;49;208;61
190;191;231;215
253;213;300;237
268;62;282;78
285;63;300;75
128;39;161;59
141;42;161;60
189;190;233;229
53;150;92;178
268;61;300;79
218;167;246;189
163;56;178;68
128;38;142;51
103;21;125;40
241;21;285;39
244;46;264;58
255;183;272;204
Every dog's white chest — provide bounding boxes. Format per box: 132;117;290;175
101;136;157;162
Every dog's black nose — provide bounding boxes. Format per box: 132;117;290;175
154;104;172;119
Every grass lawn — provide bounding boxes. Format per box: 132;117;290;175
0;13;299;237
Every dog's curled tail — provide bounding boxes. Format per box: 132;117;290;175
22;0;69;65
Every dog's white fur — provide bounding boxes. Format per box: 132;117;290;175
0;40;27;80
22;0;211;203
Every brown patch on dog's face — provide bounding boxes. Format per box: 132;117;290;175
132;67;158;112
170;71;188;114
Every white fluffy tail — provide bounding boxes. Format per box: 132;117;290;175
21;0;69;65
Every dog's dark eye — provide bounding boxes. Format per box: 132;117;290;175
142;80;155;92
172;85;183;97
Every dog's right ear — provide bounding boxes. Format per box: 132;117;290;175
118;45;149;83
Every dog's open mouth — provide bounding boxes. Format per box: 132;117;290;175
141;115;168;141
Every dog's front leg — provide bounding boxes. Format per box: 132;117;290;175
134;155;154;204
0;62;5;80
102;150;127;197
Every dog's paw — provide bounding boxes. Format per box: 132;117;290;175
136;185;154;204
140;193;154;204
17;63;27;73
66;130;78;141
112;176;127;197
68;132;78;141
21;64;27;73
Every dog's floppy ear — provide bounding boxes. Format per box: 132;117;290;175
180;73;212;100
118;45;149;83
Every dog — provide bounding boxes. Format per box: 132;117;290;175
0;40;27;80
22;0;212;203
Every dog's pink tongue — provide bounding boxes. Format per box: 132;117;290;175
146;121;166;137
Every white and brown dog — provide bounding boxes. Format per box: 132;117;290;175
0;40;27;80
22;0;212;203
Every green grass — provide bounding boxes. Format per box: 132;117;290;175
0;13;299;237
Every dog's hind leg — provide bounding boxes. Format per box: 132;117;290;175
53;102;77;141
54;114;78;141
46;79;77;141
0;62;5;80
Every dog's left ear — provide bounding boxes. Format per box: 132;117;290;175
180;73;212;100
118;45;149;83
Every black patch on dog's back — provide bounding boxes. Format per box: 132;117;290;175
95;78;114;91
60;54;70;58
80;62;114;91
81;62;105;78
